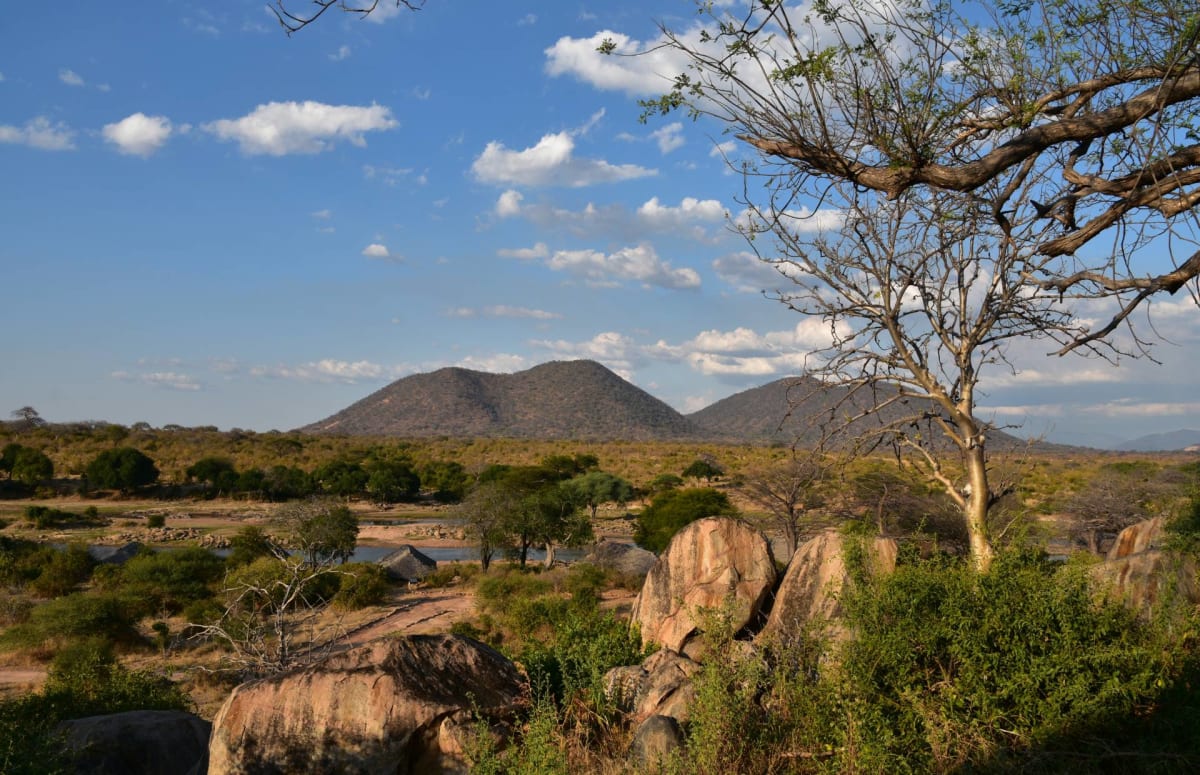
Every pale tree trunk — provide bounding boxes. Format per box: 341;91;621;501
543;542;555;569
964;445;994;573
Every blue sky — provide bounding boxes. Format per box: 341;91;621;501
2;1;1197;448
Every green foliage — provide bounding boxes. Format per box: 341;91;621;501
0;592;137;652
22;505;96;530
648;472;684;493
420;459;469;502
274;498;359;565
563;470;634;519
364;458;420;503
828;549;1193;771
0;638;188;775
5;445;53;486
312;457;368;498
634;487;737;552
226;525;277;567
423;561;481;588
29;544;94;599
145;513;166;528
85;447;159;493
682;457;724;481
102;547;224;616
330;562;390;610
186;455;238;495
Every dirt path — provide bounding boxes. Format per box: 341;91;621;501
339;587;477;647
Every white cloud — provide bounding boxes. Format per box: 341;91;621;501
506;195;732;243
989;366;1124;388
650;122;685;153
454;353;529;373
362;243;393;259
58;68;84;86
637;196;726;229
472;130;655;187
495;189;524;217
710;140;737;158
0;116;75;151
540;244;701;289
111;370;202;391
102;113;173;157
311;208;332;219
712;250;803;292
1079;399;1200;418
203;101;397;156
251;359;400;383
517;13;537;26
497;242;549;260
531;331;642;379
362;163;414;186
544;30;691;97
447;305;561;320
329;45;351;61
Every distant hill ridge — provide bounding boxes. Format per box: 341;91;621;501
300;360;704;440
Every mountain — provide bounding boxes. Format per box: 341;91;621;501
1116;429;1200;452
299;360;704;440
687;376;1041;451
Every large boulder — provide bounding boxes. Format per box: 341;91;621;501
1094;517;1199;614
378;544;438;582
1107;516;1165;560
57;710;210;775
758;532;897;645
585;540;657;578
631;518;776;652
207;635;527;775
627;715;685;768
605;649;702;724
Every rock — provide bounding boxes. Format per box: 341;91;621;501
631;518;777;652
1094;552;1200;615
378;544;439;582
606;649;701;724
758;532;898;646
1107;516;1165;560
57;710;211;775
86;542;143;565
585;540;657;578
207;635;527;775
628;714;685;767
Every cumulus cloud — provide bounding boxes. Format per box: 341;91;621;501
712;250;802;292
362;243;393;259
447;305;561;320
250;359;400;383
650;122;685;153
1079;399;1200;418
59;68;85;87
0;117;75;151
472;130;655;187
544;30;691;97
497;242;549;260
504;195;731;243
111;370;202;391
203;101;397;155
535;244;701;289
102;113;173;157
495;189;524;217
531;331;642;379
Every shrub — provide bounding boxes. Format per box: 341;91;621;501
634;487;737;552
330;563;390;611
0;593;138;653
29;544;95;599
226;525;277;567
424;562;480;589
145;513;166;529
85;447;159;493
103;547;224;616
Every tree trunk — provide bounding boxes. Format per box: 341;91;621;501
543;542;555;569
964;446;995;573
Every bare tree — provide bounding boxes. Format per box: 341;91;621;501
189;546;350;678
270;0;423;35
641;0;1200;354
9;407;46;429
631;0;1200;569
739;454;828;558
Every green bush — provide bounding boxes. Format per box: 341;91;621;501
145;513;166;529
0;593;138;653
331;563;390;611
424;562;481;588
827;548;1194;772
634;487;737;552
29;544;95;599
102;547;224;616
0;638;189;775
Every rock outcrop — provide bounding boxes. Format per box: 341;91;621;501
207;635;527;775
585;540;657;578
758;532;898;645
1095;517;1199;614
1107;516;1165;560
606;648;702;724
57;710;211;775
628;714;685;768
631;518;777;652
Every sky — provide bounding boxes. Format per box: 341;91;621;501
1;1;1198;449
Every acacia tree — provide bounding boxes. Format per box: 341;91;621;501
634;0;1200;570
739;455;827;558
